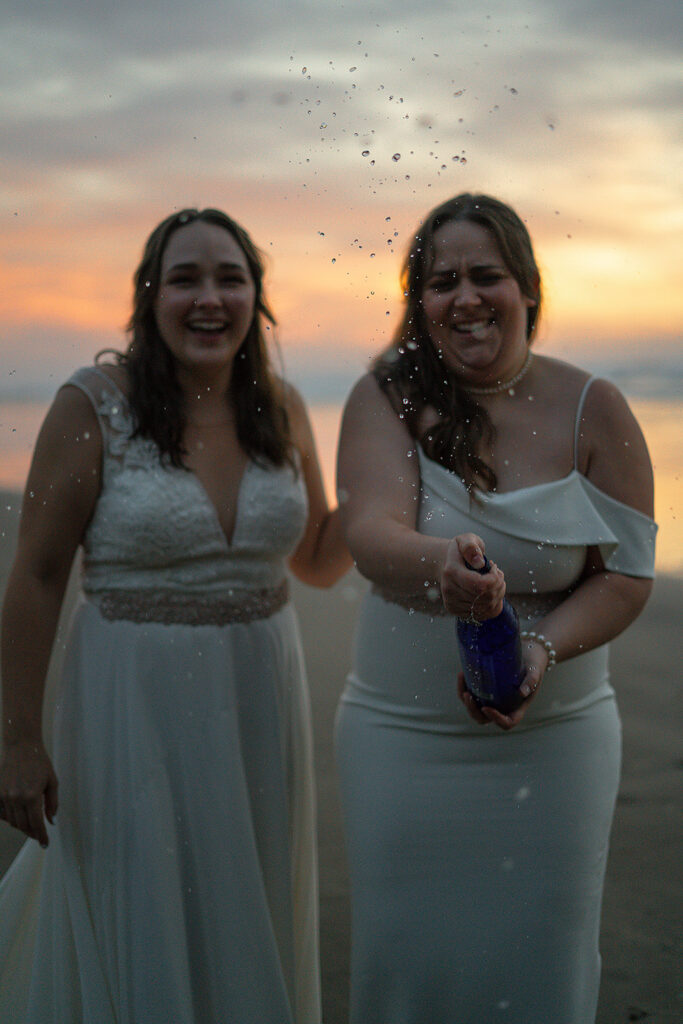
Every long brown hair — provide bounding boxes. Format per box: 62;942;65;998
374;193;541;492
106;208;293;469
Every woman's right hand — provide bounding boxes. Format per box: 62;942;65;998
440;533;506;620
0;741;58;848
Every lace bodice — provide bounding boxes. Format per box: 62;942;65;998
67;367;308;600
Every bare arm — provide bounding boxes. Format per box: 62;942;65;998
460;378;655;732
336;374;505;618
0;385;101;845
530;378;654;665
286;384;354;588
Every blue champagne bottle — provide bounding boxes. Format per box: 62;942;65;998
456;555;525;714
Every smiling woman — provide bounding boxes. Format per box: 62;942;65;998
419;219;537;384
0;207;351;1024
335;192;657;1024
154;222;258;376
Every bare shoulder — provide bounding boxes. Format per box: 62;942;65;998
49;379;101;437
579;376;653;515
92;359;130;395
20;379;103;532
340;373;419;467
31;382;103;484
345;371;387;408
279;378;307;420
581;375;646;449
279;378;311;436
532;353;591;397
342;372;408;431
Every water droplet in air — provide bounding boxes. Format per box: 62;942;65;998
392;153;401;161
361;149;370;157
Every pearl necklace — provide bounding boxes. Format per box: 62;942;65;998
464;349;533;396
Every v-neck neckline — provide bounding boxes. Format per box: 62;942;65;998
94;366;251;550
187;459;252;550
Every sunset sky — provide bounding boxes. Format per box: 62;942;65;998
2;0;681;395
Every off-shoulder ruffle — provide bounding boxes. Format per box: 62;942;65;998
419;448;656;578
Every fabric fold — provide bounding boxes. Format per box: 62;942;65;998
419;447;656;578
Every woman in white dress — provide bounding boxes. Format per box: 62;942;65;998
335;193;656;1023
0;208;350;1023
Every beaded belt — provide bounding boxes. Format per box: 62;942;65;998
88;580;289;626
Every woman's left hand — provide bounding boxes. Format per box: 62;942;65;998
457;638;549;731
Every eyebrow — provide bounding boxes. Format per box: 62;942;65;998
165;260;248;273
427;262;504;275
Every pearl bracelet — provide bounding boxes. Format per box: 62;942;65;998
520;630;557;670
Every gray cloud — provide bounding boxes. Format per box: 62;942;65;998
1;0;680;372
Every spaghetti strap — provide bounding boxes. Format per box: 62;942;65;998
573;376;595;469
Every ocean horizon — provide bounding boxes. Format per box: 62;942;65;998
1;356;681;574
2;345;682;405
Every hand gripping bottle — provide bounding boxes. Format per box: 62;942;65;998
456;555;525;714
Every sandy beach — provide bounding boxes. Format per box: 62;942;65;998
0;488;680;1023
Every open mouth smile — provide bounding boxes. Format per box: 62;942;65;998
186;320;229;334
450;319;493;339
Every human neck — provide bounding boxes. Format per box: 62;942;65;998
464;349;533;397
181;377;234;427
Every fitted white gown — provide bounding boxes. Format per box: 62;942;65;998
0;367;321;1023
335;379;657;1024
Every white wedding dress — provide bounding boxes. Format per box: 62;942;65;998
0;366;321;1023
335;378;657;1024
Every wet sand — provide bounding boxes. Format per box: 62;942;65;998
1;489;681;1022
